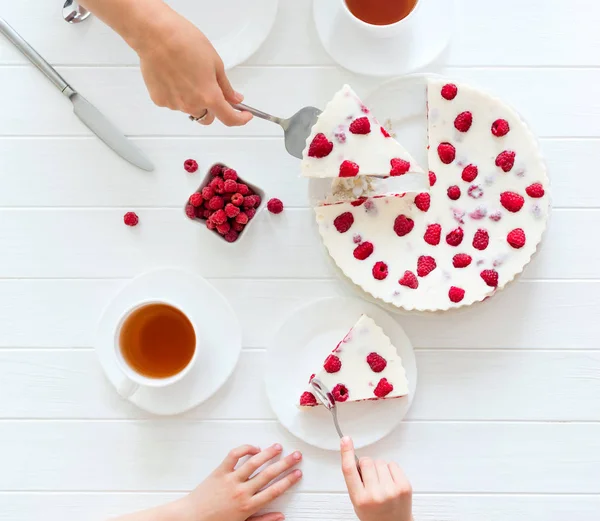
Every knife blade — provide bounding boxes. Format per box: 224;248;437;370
0;17;154;172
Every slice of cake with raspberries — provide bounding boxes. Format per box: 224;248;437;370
299;314;409;407
314;78;549;311
301;84;424;179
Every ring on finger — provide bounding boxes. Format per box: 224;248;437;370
188;109;209;123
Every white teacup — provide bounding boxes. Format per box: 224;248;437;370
340;0;422;39
113;300;199;398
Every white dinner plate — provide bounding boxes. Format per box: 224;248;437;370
265;297;417;450
95;268;242;415
176;0;279;70
313;0;454;77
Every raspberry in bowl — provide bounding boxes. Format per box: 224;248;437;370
184;163;265;243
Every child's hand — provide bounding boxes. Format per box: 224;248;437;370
340;437;413;521
179;443;302;521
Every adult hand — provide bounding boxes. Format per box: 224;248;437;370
179;443;302;521
133;7;252;127
340;437;413;521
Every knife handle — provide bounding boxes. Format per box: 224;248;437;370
0;17;73;95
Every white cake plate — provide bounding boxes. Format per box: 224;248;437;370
180;0;278;70
265;297;417;450
95;268;242;416
313;0;454;77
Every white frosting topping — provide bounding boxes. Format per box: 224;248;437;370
301;85;424;178
302;315;409;407
314;79;550;311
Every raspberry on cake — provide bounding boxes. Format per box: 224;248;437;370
299;315;409;408
301;85;424;179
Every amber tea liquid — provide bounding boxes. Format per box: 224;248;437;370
345;0;418;25
119;303;196;379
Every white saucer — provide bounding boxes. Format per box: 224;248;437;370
265;297;417;450
313;0;454;77
182;0;278;70
95;268;242;416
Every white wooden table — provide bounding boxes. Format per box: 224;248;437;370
1;1;599;519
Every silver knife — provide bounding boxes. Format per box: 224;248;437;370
0;17;154;172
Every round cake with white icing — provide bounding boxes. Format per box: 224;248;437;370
314;78;550;312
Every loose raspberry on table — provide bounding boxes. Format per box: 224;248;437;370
246;207;257;220
489;211;502;222
441;83;458;100
184;205;196;220
222;168;238;181
332;384;349;402
323;354;342;373
372;261;389;280
308;133;334;158
237;183;250;196
366;352;387;373
353;241;374;260
449;286;465;303
223;179;238;193
507;228;526;249
462;164;478;182
491;119;510;137
349;116;371;134
468;185;484;199
339;160;360;177
211;209;228;225
417;255;437;277
424;224;442;245
495;150;516;172
189;192;203;207
231;193;244;207
447;185;461;200
399;270;419;289
333;212;354;233
473;229;490;250
393;215;414;237
429;171;437;186
454;111;473;132
209;164;223;176
453;253;472;268
526;183;545;198
480;269;499;288
209;177;225;194
224;230;238;243
183;159;198;173
300;391;318;407
202;186;215;200
438;142;456;164
500;191;524;212
216;221;231;235
414;192;431;212
267;198;284;214
381;126;391;138
123;212;139;227
225;203;240;219
446;227;464;246
390;158;410;176
374;378;394;398
208;196;225;211
232;221;245;232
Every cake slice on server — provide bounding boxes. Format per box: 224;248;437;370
301;85;424;179
299;314;409;407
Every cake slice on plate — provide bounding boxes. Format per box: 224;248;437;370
299;314;409;407
301;85;424;179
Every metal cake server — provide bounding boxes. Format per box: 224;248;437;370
232;102;321;160
310;377;362;474
0;18;154;171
